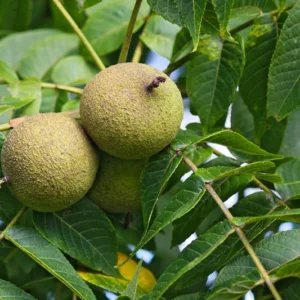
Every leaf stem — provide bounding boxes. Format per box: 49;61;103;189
253;177;273;194
230;19;255;35
183;156;282;300
164;53;192;76
0;206;27;242
118;0;143;63
41;82;83;95
52;0;106;71
72;293;77;300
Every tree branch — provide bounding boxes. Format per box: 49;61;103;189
118;0;143;63
183;156;282;300
52;0;106;71
41;82;83;95
0;206;27;242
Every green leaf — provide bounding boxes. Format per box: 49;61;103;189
231;208;300;226
81;0;103;10
4;226;96;300
200;1;220;36
240;14;277;139
141;148;183;228
147;0;182;25
40;90;69;113
120;260;143;299
282;280;300;300
33;199;118;276
141;221;234;300
78;269;147;297
230;191;278;216
40;89;59;113
176;192;278;289
233;0;267;8
140;16;181;60
211;0;234;35
18;33;79;79
195;161;275;182
51;0;85;32
109;212;155;250
279;106;300;157
0;0;32;31
133;174;205;258
275;158;300;200
172;174;253;247
0;185;22;227
231;93;255;141
61;99;80;112
0;279;37;300
176;0;208;50
8;79;41;117
0;60;18;83
172;129;282;160
82;0;150;57
1;96;34;109
267;1;300;120
187;35;244;129
255;172;282;183
260;117;287;154
172;293;204;300
0;95;35;116
0;29;59;70
171;28;193;62
210;229;300;299
167;146;213;190
51;55;97;85
0;105;12;116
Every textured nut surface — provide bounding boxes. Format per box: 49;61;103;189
88;152;147;213
80;63;183;160
1;113;100;212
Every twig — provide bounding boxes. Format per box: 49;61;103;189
132;13;152;63
0;207;27;242
0;123;11;132
270;2;296;15
253;177;273;194
41;82;83;95
230;19;255;35
0;109;80;133
118;0;143;63
183;156;282;300
52;0;105;71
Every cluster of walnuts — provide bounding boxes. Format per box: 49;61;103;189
1;63;183;214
